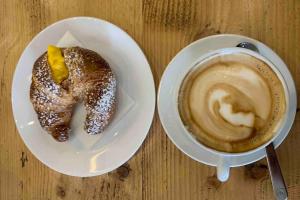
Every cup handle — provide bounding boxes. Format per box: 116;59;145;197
217;159;230;182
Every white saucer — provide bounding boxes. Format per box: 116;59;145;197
12;17;155;177
158;34;296;168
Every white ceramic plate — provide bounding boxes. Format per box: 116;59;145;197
158;34;296;168
12;17;155;177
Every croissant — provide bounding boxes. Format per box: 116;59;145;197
30;47;117;142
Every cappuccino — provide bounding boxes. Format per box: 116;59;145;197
178;53;286;153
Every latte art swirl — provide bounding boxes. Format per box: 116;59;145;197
179;53;286;152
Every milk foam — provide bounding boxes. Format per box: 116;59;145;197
178;53;286;152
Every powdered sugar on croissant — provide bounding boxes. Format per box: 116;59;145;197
30;47;117;142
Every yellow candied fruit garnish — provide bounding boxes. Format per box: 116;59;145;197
47;45;69;84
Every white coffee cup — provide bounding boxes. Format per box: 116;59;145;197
158;46;297;182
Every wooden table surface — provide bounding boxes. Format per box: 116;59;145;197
1;0;300;199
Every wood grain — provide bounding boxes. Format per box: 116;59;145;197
1;0;300;199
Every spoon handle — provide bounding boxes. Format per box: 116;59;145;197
266;143;288;200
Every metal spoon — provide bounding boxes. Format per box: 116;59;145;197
236;42;260;53
236;42;288;200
